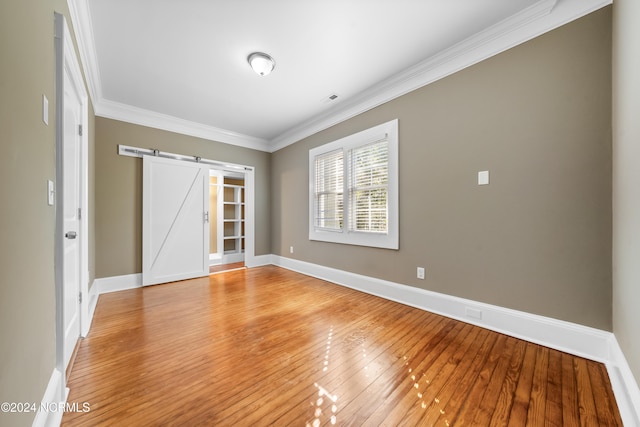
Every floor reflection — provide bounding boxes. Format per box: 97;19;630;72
403;355;450;426
306;326;339;427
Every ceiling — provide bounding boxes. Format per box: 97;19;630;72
69;0;608;152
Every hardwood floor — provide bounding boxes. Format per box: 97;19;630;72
63;266;622;426
209;262;245;274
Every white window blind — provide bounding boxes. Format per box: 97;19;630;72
348;140;388;233
314;149;343;231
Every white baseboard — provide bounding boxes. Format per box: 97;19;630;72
87;282;99;325
246;254;274;268
32;369;68;427
607;336;640;426
80;281;100;338
94;273;142;294
271;255;640;426
221;252;245;265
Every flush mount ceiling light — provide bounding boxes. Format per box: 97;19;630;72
248;52;275;76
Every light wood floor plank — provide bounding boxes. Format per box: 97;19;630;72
472;336;519;425
361;319;463;426
408;325;488;426
455;333;511;425
284;309;440;426
525;346;549;426
62;266;622;426
507;342;538;427
544;348;564;426
488;338;527;426
562;351;581;426
431;329;499;426
575;357;600;426
312;313;450;426
381;322;473;425
587;360;624;426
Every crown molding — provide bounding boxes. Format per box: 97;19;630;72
66;0;102;106
68;0;612;154
269;0;611;152
96;99;271;151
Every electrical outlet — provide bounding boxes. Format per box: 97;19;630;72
417;267;425;280
290;246;294;254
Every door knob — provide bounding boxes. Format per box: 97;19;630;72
65;231;77;239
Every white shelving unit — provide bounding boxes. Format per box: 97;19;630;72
221;181;245;263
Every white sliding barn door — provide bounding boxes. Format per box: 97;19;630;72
143;156;210;286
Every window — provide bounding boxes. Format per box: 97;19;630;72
309;119;398;249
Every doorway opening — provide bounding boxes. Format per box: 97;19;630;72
209;170;246;273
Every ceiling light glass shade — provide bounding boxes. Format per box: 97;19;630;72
248;52;275;76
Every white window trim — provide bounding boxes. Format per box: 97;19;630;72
309;119;399;250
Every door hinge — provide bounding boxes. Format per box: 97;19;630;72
78;292;82;304
204;211;209;223
78;124;83;136
78;207;82;220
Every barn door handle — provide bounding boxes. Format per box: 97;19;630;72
65;231;77;239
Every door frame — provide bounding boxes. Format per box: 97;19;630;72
54;11;89;391
209;169;248;266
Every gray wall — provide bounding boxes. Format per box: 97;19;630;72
613;0;640;385
0;0;96;425
95;118;271;278
271;8;613;330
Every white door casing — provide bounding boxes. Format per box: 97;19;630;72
143;155;210;286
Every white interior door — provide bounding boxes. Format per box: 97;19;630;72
62;67;82;369
143;156;210;286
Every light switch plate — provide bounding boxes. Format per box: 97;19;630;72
478;170;489;185
47;180;55;206
42;95;49;125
